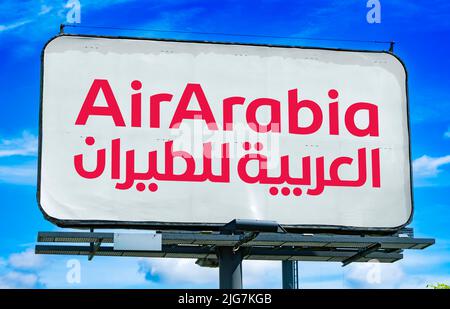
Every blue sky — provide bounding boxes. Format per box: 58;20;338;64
0;0;449;288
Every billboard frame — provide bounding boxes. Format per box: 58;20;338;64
37;33;414;234
34;227;434;288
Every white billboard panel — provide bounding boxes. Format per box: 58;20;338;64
38;35;412;231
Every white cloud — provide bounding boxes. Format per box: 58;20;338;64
398;275;450;289
344;262;404;288
39;5;53;16
0;131;38;157
339;248;450;289
343;261;450;289
0;163;37;185
139;258;217;286
0;246;449;289
242;260;280;288
0;1;121;38
401;251;450;268
302;279;345;289
0;131;38;185
298;261;343;280
0;271;43;289
0;19;32;32
39;256;148;288
0;249;147;289
0;249;46;289
413;155;450;178
138;258;284;288
8;249;46;270
137;259;339;289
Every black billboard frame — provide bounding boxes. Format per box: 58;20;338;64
37;32;415;235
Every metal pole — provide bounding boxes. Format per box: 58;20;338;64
218;247;243;289
282;260;298;289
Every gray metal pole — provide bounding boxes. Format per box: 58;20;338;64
282;260;298;289
218;247;243;289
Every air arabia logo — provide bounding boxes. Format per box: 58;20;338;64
73;79;381;197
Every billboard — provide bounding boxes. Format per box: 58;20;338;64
38;35;412;231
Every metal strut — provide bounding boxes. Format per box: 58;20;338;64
88;238;103;261
342;243;382;267
88;228;101;261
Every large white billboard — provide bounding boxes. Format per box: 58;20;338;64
38;35;412;231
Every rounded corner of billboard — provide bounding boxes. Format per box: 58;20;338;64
382;51;408;78
41;35;68;57
389;206;414;232
402;205;414;229
36;196;67;228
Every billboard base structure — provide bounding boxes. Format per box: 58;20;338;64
35;220;434;289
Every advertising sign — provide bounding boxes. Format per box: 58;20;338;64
38;35;412;231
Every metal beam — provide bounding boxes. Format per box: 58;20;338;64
34;229;433;290
35;230;436;265
37;232;114;243
35;244;403;262
36;231;434;250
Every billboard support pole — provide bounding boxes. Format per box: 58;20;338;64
282;260;298;289
218;247;243;289
217;219;281;289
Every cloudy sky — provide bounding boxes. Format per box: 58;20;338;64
0;0;449;288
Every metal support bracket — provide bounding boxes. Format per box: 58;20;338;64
342;242;381;267
394;228;414;237
88;238;103;261
233;232;259;252
389;41;395;53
